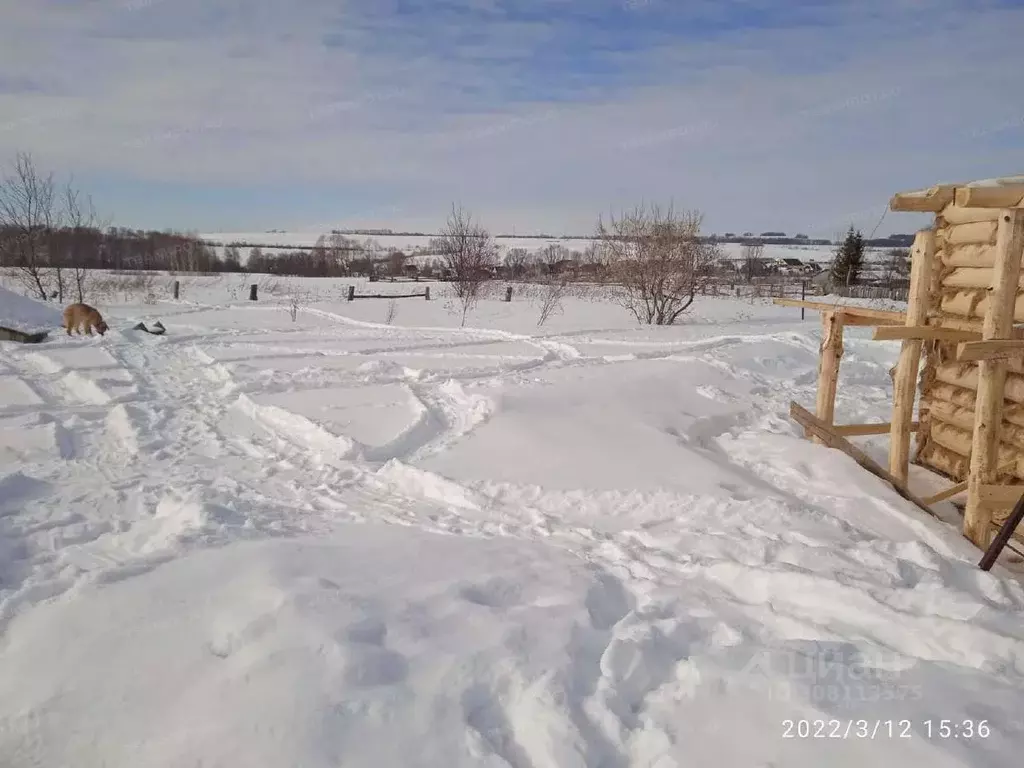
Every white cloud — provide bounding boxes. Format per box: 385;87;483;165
0;0;1022;235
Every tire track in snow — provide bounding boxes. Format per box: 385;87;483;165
7;313;1024;762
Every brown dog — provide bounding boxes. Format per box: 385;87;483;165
62;303;109;337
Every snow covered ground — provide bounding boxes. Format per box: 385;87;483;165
1;277;1023;767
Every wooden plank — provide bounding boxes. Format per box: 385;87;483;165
834;421;919;437
872;325;979;342
353;292;428;299
889;230;936;484
813;311;844;444
0;327;48;343
954;185;1024;210
965;209;1024;548
773;298;906;324
889;185;958;213
955;339;1024;362
923;480;969;506
841;314;906;327
978;484;1024;506
922;460;1017;505
790;402;942;520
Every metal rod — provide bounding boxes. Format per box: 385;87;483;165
979;492;1024;570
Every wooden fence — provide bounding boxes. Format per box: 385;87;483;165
347;285;430;301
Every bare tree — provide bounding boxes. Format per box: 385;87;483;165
387;250;407;279
63;182;103;303
435;204;498;326
327;233;353;275
286;284;312;322
597;203;719;325
504;247;529;279
882;246;910;288
0;152;59;300
223;243;243;272
539;243;569;276
312;235;329;275
536;271;569;326
741;241;766;283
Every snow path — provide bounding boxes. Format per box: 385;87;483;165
2;291;1024;766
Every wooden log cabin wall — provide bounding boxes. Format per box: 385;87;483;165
889;177;1024;548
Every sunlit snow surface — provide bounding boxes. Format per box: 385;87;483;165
0;276;1021;767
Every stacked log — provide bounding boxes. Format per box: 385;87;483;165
912;195;1024;501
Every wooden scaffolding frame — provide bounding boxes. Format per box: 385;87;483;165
776;182;1024;557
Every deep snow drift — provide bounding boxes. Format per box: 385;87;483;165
0;276;1022;767
0;285;62;334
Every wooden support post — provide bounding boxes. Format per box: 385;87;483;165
965;209;1024;548
173;280;180;300
505;286;513;302
347;285;355;302
425;286;430;301
249;284;257;301
889;229;935;484
813;311;845;443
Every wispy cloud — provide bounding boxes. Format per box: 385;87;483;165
0;0;1021;235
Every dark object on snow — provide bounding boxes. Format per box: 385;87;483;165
0;326;48;343
250;284;258;301
133;321;166;335
979;493;1024;571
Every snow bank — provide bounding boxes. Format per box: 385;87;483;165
0;526;634;768
2;283;1022;767
3;523;1019;767
0;285;62;334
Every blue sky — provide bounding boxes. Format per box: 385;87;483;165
1;0;1022;236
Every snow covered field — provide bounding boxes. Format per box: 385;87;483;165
1;277;1023;767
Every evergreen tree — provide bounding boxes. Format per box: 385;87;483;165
830;226;864;286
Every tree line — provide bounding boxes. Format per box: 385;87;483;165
1;151;903;326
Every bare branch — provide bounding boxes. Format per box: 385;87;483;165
0;152;58;300
435;204;497;326
536;271;569;326
596;203;719;325
741;241;766;283
503;248;529;279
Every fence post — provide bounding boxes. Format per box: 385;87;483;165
801;281;806;320
505;286;513;302
173;280;180;300
249;284;258;301
425;286;431;301
347;285;355;302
